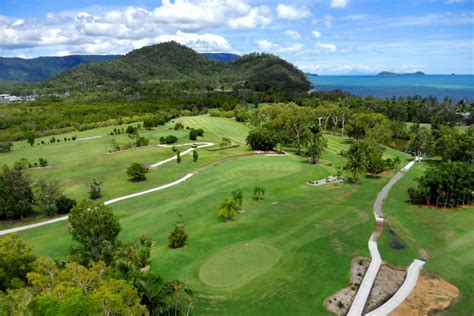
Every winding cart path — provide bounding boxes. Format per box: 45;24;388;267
347;158;424;316
0;143;215;236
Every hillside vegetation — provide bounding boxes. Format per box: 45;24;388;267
45;42;310;93
0;55;120;82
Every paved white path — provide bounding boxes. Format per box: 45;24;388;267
150;142;214;168
76;135;103;141
0;143;214;236
348;157;422;316
365;259;426;316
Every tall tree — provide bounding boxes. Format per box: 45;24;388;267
0;165;34;219
406;127;432;158
343;141;369;182
68;201;122;264
0;234;36;291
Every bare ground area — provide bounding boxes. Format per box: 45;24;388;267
364;264;407;312
324;256;370;315
390;276;460;316
325;257;408;315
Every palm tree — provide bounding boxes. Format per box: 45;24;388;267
218;199;238;221
253;186;265;201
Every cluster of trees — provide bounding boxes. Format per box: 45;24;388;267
408;162;473;207
127;162;149;182
189;128;204;141
0;201;193;315
160;135;178;144
405;125;473;162
0;166;75;220
13;157;48;170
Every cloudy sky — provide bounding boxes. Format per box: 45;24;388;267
1;0;473;74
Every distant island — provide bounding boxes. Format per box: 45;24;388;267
377;71;425;76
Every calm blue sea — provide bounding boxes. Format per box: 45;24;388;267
309;75;474;102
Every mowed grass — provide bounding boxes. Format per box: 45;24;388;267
0;115;250;228
378;162;474;315
2;115;415;314
2;115;471;314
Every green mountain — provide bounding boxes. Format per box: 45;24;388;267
46;42;310;94
201;53;240;63
0;55;120;82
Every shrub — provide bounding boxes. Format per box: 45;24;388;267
176;150;181;164
56;196;77;214
126;125;137;135
0;142;13;153
168;217;188;248
246;127;276;151
159;135;178;144
173;122;184;130
89;179;102;200
189;128;204;141
135;136;149;147
254;186;265;201
38;158;48;167
193;150;198;162
127;162;149;182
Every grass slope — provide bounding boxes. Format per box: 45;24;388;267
1;115;471;314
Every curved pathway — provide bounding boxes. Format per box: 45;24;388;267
150;142;214;168
348;158;423;316
0;143;215;236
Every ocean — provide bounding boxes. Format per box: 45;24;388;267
308;75;474;102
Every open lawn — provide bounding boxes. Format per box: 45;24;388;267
1;115;472;314
378;161;474;315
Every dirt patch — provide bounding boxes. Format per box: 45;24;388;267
342;187;360;198
324;256;370;315
325;259;409;315
390;276;460;316
364;264;406;312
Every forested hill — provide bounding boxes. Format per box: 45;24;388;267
0;55;120;82
201;53;240;62
45;42;310;94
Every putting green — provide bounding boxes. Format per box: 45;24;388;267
199;243;280;288
236;160;301;179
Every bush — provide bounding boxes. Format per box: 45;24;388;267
127;162;149;182
246;127;276;150
38;158;48;167
0;142;13;153
89;179;102;200
168;217;188;248
173;122;184;130
176;150;181;164
126;125;137;135
159;135;178;144
235;111;250;122
135;136;149;147
189;128;204;141
56;196;77;214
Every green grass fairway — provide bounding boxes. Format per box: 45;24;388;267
199;243;280;288
378;161;474;316
1;115;472;314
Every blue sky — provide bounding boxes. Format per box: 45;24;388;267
1;0;473;74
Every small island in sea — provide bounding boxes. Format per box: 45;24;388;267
377;71;426;76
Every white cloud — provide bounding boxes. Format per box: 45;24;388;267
255;39;274;50
0;0;274;54
330;0;348;8
312;30;321;38
255;39;303;53
314;42;337;53
228;6;272;28
324;15;333;28
284;30;301;40
276;4;312;20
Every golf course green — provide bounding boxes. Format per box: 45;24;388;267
0;115;472;315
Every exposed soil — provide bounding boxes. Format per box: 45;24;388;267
364;264;407;312
324;256;370;315
390;276;460;316
325;258;408;315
